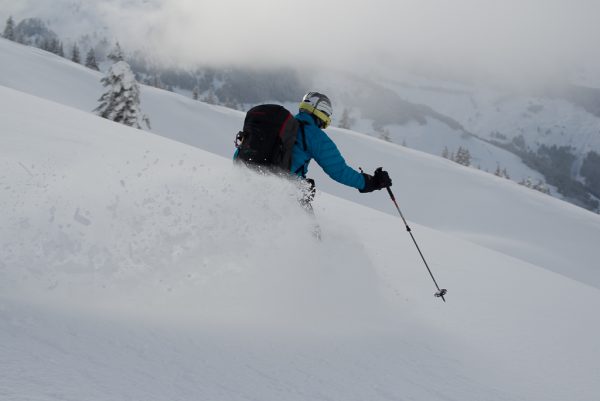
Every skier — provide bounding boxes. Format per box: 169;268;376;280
292;91;392;194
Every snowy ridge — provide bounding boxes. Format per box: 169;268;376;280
1;39;600;401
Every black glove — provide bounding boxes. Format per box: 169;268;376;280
359;167;392;193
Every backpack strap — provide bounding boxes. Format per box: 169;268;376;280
294;122;309;177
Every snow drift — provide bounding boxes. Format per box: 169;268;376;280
0;85;382;329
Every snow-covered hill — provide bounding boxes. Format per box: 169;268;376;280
3;75;600;401
1;37;598;288
2;38;600;401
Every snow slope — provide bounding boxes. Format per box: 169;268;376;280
3;79;600;401
2;38;598;290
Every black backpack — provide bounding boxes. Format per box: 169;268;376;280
234;104;300;171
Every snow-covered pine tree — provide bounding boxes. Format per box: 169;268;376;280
41;38;58;54
455;146;471;166
57;41;64;57
494;164;502;177
520;177;550;194
339;108;353;129
203;89;217;105
3;16;15;41
519;177;533;188
107;42;124;63
85;48;99;70
71;43;81;64
192;86;199;100
379;129;391;142
533;180;550;194
94;60;147;129
149;74;164;89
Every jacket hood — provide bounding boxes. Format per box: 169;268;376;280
295;111;319;127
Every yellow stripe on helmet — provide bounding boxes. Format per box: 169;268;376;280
299;102;332;129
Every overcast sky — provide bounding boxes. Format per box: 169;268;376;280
3;0;600;83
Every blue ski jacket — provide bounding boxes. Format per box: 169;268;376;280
290;112;365;190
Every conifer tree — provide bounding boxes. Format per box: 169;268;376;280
203;89;217;104
3;16;15;40
494;164;502;177
71;43;81;64
339;108;353;129
43;38;58;54
107;42;124;62
85;48;99;70
94;60;147;129
455;146;471;166
192;86;199;100
533;179;550;194
40;38;49;52
57;41;64;57
519;177;533;188
150;74;164;89
455;147;463;164
378;128;391;142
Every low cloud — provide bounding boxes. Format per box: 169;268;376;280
3;0;600;83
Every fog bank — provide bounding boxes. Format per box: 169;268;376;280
2;0;600;83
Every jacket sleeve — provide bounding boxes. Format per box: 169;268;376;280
309;128;365;190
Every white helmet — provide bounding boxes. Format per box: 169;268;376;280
299;92;332;128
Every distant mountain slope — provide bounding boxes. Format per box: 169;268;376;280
375;72;600;210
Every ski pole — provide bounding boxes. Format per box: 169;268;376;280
386;186;447;302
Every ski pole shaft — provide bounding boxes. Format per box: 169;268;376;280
386;187;447;302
